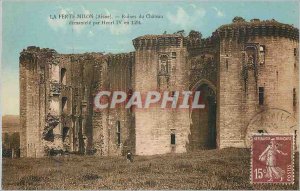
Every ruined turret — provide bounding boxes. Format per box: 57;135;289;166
214;17;299;148
19;46;59;157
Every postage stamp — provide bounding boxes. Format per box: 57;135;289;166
251;134;294;184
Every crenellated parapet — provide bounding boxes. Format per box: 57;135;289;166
213;17;299;41
187;36;218;55
107;52;135;63
133;34;185;50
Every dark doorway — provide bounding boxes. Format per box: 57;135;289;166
189;83;217;150
206;93;217;148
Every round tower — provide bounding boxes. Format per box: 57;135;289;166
214;17;299;149
132;34;190;155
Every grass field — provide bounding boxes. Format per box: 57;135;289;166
2;148;299;190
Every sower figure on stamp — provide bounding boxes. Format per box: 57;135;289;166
259;138;288;182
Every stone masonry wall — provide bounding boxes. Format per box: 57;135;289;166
217;25;299;149
20;18;299;157
133;35;191;155
20;47;57;157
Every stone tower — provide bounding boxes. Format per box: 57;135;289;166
132;34;191;155
214;17;299;148
19;47;62;157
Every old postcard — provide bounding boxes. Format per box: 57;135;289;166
1;0;299;190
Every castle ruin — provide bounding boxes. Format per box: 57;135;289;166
20;17;299;157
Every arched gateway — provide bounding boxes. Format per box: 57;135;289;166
188;81;217;150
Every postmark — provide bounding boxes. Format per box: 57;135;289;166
251;134;294;184
245;108;298;148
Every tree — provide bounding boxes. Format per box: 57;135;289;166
10;132;20;150
3;133;10;148
232;16;246;23
188;30;202;39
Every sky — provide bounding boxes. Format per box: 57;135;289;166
1;0;299;115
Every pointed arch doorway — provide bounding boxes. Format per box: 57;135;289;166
189;81;217;150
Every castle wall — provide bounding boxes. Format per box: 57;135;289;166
20;47;57;157
243;37;299;148
97;53;135;156
91;56;107;155
19;18;299;157
19;50;28;157
61;53;104;154
133;36;190;155
218;37;248;148
45;61;61;153
217;22;299;149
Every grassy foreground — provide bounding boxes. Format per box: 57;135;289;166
2;148;299;190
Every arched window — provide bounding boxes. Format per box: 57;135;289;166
259;45;265;65
62;127;69;142
61;68;66;85
159;55;169;74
